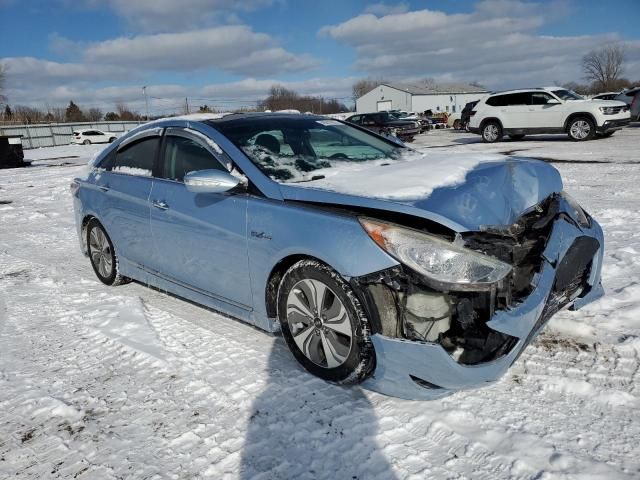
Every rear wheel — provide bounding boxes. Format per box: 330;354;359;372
482;121;503;143
509;134;525;140
86;219;130;286
277;260;374;384
453;119;461;130
568;117;596;141
83;139;91;145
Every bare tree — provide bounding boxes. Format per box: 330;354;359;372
582;43;626;91
352;77;387;102
87;108;103;121
0;63;7;104
116;102;140;121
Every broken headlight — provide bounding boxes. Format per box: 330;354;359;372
561;192;590;227
359;218;512;291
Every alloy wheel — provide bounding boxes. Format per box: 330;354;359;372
89;227;113;278
570;120;591;140
484;124;499;142
286;278;353;368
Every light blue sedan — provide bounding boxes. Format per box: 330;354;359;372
72;113;604;399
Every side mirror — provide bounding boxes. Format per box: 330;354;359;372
547;98;561;105
184;169;240;194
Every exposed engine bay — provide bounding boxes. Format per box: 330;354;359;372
351;194;600;366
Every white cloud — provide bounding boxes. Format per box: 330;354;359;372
320;0;640;88
363;2;409;16
80;26;318;76
74;0;275;32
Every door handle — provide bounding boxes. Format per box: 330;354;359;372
152;200;169;210
98;185;110;192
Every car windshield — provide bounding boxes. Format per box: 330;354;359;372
210;115;405;182
551;89;584;101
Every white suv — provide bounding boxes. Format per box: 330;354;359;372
468;87;630;142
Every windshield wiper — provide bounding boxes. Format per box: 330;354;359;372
290;175;325;183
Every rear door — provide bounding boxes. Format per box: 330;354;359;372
93;129;161;267
502;92;531;128
149;128;252;309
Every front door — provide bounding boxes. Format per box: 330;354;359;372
528;92;564;128
149;128;253;309
94;133;160;267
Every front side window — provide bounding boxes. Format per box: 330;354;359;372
160;135;225;182
110;137;159;176
530;92;556;105
551;89;583;101
211;117;405;182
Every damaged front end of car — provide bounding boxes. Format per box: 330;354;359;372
352;193;604;400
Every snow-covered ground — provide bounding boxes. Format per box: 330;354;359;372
1;127;639;479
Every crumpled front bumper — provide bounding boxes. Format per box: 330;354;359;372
362;210;604;400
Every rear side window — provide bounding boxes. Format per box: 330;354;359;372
111;137;159;176
486;93;530;106
160;135;225;182
486;95;506;107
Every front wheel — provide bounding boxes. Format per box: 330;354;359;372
482;121;503;143
568;117;596;141
109;137;116;143
86;219;130;286
453;119;461;130
278;260;374;384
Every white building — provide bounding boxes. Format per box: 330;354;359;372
356;82;489;115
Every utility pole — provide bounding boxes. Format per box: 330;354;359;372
142;86;150;120
184;97;190;115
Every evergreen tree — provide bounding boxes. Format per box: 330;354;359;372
65;100;86;122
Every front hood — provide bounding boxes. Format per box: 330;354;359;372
278;153;563;232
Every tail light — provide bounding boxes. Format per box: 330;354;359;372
469;111;477;117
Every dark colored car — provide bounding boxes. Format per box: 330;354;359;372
346;112;420;142
0;136;29;168
460;101;479;130
614;87;640;121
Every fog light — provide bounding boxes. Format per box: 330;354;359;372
404;292;451;342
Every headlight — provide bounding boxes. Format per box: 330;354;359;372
561;192;590;227
599;106;618;115
359;218;512;291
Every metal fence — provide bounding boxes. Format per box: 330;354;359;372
0;121;144;149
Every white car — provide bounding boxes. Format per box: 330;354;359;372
468;87;630;142
71;129;117;145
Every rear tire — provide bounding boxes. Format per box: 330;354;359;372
567;116;596;141
83;139;91;145
509;134;525;140
453;119;461;130
86;219;130;286
277;259;374;384
482;121;503;143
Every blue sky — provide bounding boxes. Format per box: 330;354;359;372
1;0;639;114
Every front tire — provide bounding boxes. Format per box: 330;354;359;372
86;219;129;286
568;117;596;141
277;260;374;384
453;119;461;130
482;121;503;143
109;137;116;143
